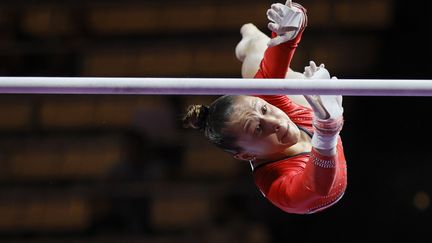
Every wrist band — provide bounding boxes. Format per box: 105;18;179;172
311;149;336;168
311;116;343;150
313;156;336;168
313;116;344;135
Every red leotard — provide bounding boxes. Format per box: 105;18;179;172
252;22;347;214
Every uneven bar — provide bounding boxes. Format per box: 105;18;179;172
0;77;431;96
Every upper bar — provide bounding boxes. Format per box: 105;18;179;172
0;77;431;96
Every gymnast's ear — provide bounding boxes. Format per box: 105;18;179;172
233;152;255;162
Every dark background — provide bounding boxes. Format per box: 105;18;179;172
0;0;431;242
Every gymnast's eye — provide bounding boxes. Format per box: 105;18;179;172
255;124;262;135
261;105;268;114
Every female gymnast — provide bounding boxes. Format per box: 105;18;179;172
183;0;347;214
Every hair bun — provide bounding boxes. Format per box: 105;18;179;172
182;104;209;130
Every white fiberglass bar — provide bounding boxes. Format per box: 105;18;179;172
0;77;431;96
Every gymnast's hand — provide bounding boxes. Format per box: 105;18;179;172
303;61;344;151
303;61;343;120
267;0;306;47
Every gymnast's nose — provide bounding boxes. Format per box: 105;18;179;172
265;117;280;132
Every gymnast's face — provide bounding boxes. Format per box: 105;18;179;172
227;96;300;161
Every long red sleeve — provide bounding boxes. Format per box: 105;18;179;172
254;30;304;79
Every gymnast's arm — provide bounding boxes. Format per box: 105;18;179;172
254;1;306;77
234;23;304;80
260;92;346;214
299;64;346;194
251;2;310;108
253;30;304;79
234;25;310;107
251;2;307;111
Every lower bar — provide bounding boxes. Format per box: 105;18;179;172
0;77;431;96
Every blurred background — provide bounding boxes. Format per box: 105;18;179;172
0;0;431;242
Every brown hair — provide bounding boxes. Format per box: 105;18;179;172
182;95;241;154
